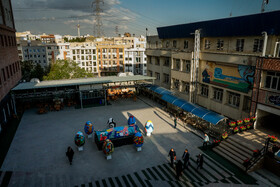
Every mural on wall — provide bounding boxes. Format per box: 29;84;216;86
201;62;255;93
268;95;280;107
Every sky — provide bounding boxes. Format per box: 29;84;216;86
12;0;280;37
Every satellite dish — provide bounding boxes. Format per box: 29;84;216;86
30;78;40;83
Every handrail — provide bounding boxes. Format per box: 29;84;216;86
245;145;265;172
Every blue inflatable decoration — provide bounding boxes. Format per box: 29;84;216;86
74;131;85;147
128;115;136;126
133;132;144;148
145;120;154;136
84;121;94;135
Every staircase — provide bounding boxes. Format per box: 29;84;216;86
213;129;267;172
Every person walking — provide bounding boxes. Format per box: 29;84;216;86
175;160;183;180
196;153;204;170
66;146;74;165
168;148;177;168
174;117;177;128
203;133;209;150
182;149;190;170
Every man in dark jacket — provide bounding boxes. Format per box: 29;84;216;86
168;148;176;168
182;149;190;169
175;160;183;180
196;153;204;170
66;146;74;165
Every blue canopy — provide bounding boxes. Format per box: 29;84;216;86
161;94;226;125
148;85;172;95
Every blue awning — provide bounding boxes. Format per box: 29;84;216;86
161;94;226;125
147;85;172;95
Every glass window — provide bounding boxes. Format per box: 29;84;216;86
185;60;190;73
228;91;240;107
236;39;245;52
201;84;209;97
205;39;210;49
173;79;179;90
173;40;177;48
175;59;180;70
265;72;280;91
164;73;169;84
217;39;224;50
184;40;188;49
253;39;263;52
213;87;223;102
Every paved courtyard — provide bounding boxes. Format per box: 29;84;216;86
0;96;279;186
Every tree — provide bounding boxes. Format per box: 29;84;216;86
43;60;94;80
21;61;48;81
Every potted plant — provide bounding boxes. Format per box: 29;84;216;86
240;125;246;131
268;135;278;142
243;158;251;168
253;149;260;157
250;116;256;122
246;123;253;130
222;132;228;139
212;139;221;147
233;127;239;133
229;121;236;127
244;118;250;124
237;120;243;126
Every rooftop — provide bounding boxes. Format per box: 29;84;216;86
157;10;280;39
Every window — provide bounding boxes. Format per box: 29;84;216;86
6;67;9;79
72;50;75;54
265;72;280;91
166;40;169;48
228;91;240;107
155;41;158;48
184;40;188;49
236;39;244;52
175;59;180;70
155;72;160;80
213;87;223;102
201;84;209;97
164;58;170;66
185;60;191;73
204;39;210;49
155;57;160;65
173;79;179;90
253;39;263;52
217;39;224;50
173;40;177;48
163;73;169;84
9;65;12;76
149;70;153;77
2;68;6;82
183;82;190;94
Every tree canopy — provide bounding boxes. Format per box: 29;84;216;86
43;60;94;80
64;37;86;43
21;60;47;81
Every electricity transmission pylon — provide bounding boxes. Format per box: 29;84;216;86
92;0;104;37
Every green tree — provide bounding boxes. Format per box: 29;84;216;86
43;60;94;80
21;61;48;81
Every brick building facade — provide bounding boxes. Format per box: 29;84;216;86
251;57;280;132
0;0;21;133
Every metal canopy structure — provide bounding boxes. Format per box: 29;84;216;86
161;94;226;125
12;75;155;91
147;85;172;95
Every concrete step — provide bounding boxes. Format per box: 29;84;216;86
218;142;250;162
227;136;258;151
221;139;253;158
213;146;245;170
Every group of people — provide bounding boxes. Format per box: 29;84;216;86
168;148;204;180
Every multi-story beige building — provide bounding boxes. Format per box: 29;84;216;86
69;42;97;75
96;40;125;76
146;10;280;120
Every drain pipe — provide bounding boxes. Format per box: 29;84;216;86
262;31;268;57
273;42;280;57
